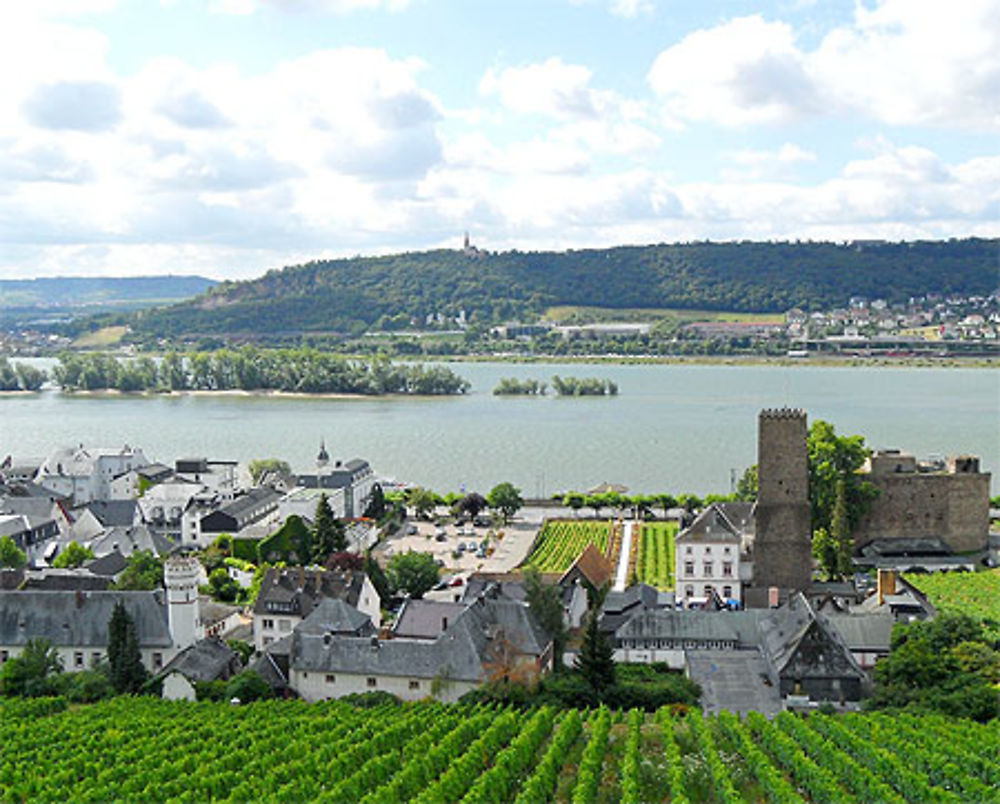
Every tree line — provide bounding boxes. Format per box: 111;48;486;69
0;357;46;391
51;349;470;395
493;376;618;396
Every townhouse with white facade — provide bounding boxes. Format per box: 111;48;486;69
35;445;151;505
675;502;752;605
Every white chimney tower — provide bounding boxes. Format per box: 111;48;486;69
165;554;201;650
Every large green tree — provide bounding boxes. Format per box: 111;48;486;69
386;551;439;599
112;551;163;591
807;419;878;536
52;541;95;569
574;610;616;696
248;458;292;485
0;638;62;697
0;536;27;569
487;482;523;524
107;601;148;694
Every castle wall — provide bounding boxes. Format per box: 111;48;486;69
854;472;990;553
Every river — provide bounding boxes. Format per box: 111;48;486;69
1;362;997;495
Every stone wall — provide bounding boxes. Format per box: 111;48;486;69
855;471;990;553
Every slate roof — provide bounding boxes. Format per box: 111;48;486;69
824;613;894;652
85;500;139;528
615;609;740;643
87;525;174;558
0;496;62;528
296;597;374;637
158;638;240;683
23;570;112;592
293;596;550;683
86;550;129;578
461;574;527;604
198;597;242;628
216;488;281;520
0;569;25;591
676;502;753;544
253;568;365;617
0;591;172;648
393;599;467;640
686;651;782;717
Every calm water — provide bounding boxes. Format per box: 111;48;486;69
1;362;997;496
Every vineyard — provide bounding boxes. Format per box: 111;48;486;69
2;698;998;802
523;520;613;573
634;523;677;590
905;568;1000;640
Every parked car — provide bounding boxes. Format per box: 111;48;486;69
406;524;418;535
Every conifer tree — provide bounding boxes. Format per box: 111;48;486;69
575;610;616;696
312;493;346;563
107;601;148;694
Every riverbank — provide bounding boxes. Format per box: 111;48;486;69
50;388;466;400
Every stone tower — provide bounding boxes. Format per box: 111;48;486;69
753;408;812;598
165;554;200;651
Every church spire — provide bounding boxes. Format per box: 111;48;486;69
317;439;329;468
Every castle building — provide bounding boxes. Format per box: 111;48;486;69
746;408;813;606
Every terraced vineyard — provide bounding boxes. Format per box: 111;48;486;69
1;698;997;802
906;568;1000;640
635;522;677;590
523;519;612;573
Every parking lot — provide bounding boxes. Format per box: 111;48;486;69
380;507;539;575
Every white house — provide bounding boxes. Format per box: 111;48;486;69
36;445;151;505
173;458;238;500
675;503;752;605
293;446;375;519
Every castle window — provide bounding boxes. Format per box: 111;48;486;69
367;677;377;688
325;675;336;684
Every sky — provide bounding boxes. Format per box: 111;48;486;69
0;0;998;281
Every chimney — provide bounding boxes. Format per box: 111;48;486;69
877;569;897;605
768;586;780;608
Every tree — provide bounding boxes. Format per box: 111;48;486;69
0;536;27;569
52;541;94;569
735;465;758;501
312;493;346;562
0;638;62;697
406;487;437;519
14;363;46;392
206;567;240;602
248;458;292;485
487;482;523;524
225;670;272;702
456;492;488;520
574;610;616;696
362;483;386;520
807;419;879;536
112;550;163;591
107;601;148;694
563;491;586;516
386;550;439;599
523;567;567;671
365;553;391;606
654;493;677;518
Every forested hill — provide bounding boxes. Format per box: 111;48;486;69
127;239;998;337
0;275;216;308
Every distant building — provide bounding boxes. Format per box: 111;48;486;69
675;502;751;604
293;445;375;519
36;445;151;505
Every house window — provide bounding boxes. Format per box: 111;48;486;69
153;653;163;671
92;652;102;665
723;586;733;599
262;618;275;630
1;650;8;663
684;586;694;598
722;562;733;577
325;675;336;684
408;680;420;691
703;562;713;576
704;546;711;554
278;619;291;633
74;652;84;668
703;585;713;597
684;561;694;576
724;546;731;555
367;677;377;688
685;546;692;555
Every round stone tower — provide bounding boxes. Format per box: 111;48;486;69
165;554;200;651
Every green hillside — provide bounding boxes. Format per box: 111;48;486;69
124;238;998;338
0;275;216;308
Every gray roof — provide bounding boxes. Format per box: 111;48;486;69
86;550;129;578
686;651;782;717
615;609;740;643
676;502;752;544
253;568;365;617
296;597;373;637
0;591;172;648
84;500;139;528
88;525;174;558
0;496;62;528
198;597;241;628
825;613;894;651
217;487;281;520
159;638;240;683
23;570;111;592
393;599;467;640
293;595;550;683
461;576;527;604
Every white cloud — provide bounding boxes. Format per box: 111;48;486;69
722;142;816;180
210;0;410;14
481;58;604;120
648;2;1000;129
